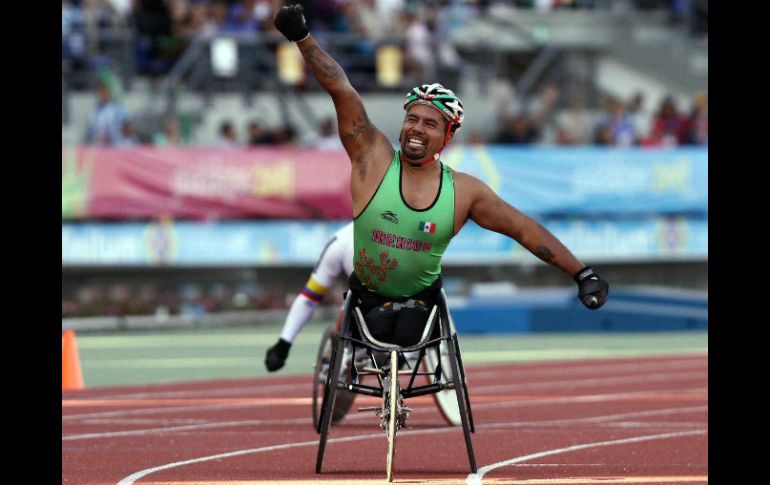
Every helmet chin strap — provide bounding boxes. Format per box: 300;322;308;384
407;152;439;168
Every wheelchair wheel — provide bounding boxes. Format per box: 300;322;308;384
447;332;477;473
385;350;399;482
315;334;345;473
312;325;356;432
425;340;462;426
453;332;475;432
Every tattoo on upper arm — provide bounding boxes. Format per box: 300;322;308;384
343;115;370;144
301;45;344;81
534;245;555;262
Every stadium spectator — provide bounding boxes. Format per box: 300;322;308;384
644;94;687;147
269;124;299;145
626;91;649;139
253;0;280;31
682;92;707;145
667;0;688;26
62;0;89;84
305;116;344;150
105;0;133;26
492;115;538;145
593;122;614;146
350;0;392;40
175;0;214;37
222;0;261;34
554;103;592;145
595;98;636;146
84;79;130;145
207;0;231;34
154;116;185;146
132;0;175;74
492;84;559;145
431;0;468;84
402;9;436;86
491;86;558;145
289;0;342;33
247;120;273;145
116;119;141;147
217;120;240;147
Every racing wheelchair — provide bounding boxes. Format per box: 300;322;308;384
312;289;476;481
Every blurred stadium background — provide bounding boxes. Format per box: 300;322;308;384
61;0;707;386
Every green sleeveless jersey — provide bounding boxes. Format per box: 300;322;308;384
353;150;455;298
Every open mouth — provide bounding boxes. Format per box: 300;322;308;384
406;137;426;149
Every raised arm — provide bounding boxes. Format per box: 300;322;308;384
456;172;609;309
273;5;392;175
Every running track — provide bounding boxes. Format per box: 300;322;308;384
62;353;707;484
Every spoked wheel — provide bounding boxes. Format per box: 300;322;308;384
432;294;475;430
312;326;356;432
385;350;400;482
452;332;475;432
425;339;462;426
447;332;477;473
315;335;345;473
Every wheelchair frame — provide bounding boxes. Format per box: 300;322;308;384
314;289;477;481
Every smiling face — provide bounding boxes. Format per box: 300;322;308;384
399;103;452;165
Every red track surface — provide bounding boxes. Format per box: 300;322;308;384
62;353;707;485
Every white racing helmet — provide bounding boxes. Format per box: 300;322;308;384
403;83;464;134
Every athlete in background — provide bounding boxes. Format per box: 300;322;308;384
265;222;353;372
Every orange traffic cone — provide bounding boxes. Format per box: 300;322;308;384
62;330;85;390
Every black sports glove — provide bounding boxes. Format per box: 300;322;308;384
265;338;292;372
274;4;309;42
574;266;609;310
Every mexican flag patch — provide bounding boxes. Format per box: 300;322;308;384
419;221;436;233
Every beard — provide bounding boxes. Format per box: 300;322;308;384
400;134;432;164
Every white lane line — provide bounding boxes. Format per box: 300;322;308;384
90;382;309;400
474;405;707;431
465;429;708;485
469;387;707;412
115;408;708;485
62;385;706;428
81;418;210;426
598;421;704;429
63;404;706;442
471;371;707;394
63;417;308;441
469;357;706;381
63;367;707;422
116;430;399;485
75;354;707;403
62;401;281;422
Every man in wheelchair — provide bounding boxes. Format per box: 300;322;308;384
272;4;611;478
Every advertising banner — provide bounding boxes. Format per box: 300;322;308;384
62;146;707;220
62;218;707;267
62;146;353;220
440;146;708;216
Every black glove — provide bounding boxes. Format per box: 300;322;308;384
274;4;309;42
574;266;609;310
265;338;292;372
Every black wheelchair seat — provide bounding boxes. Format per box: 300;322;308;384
352;303;440;353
